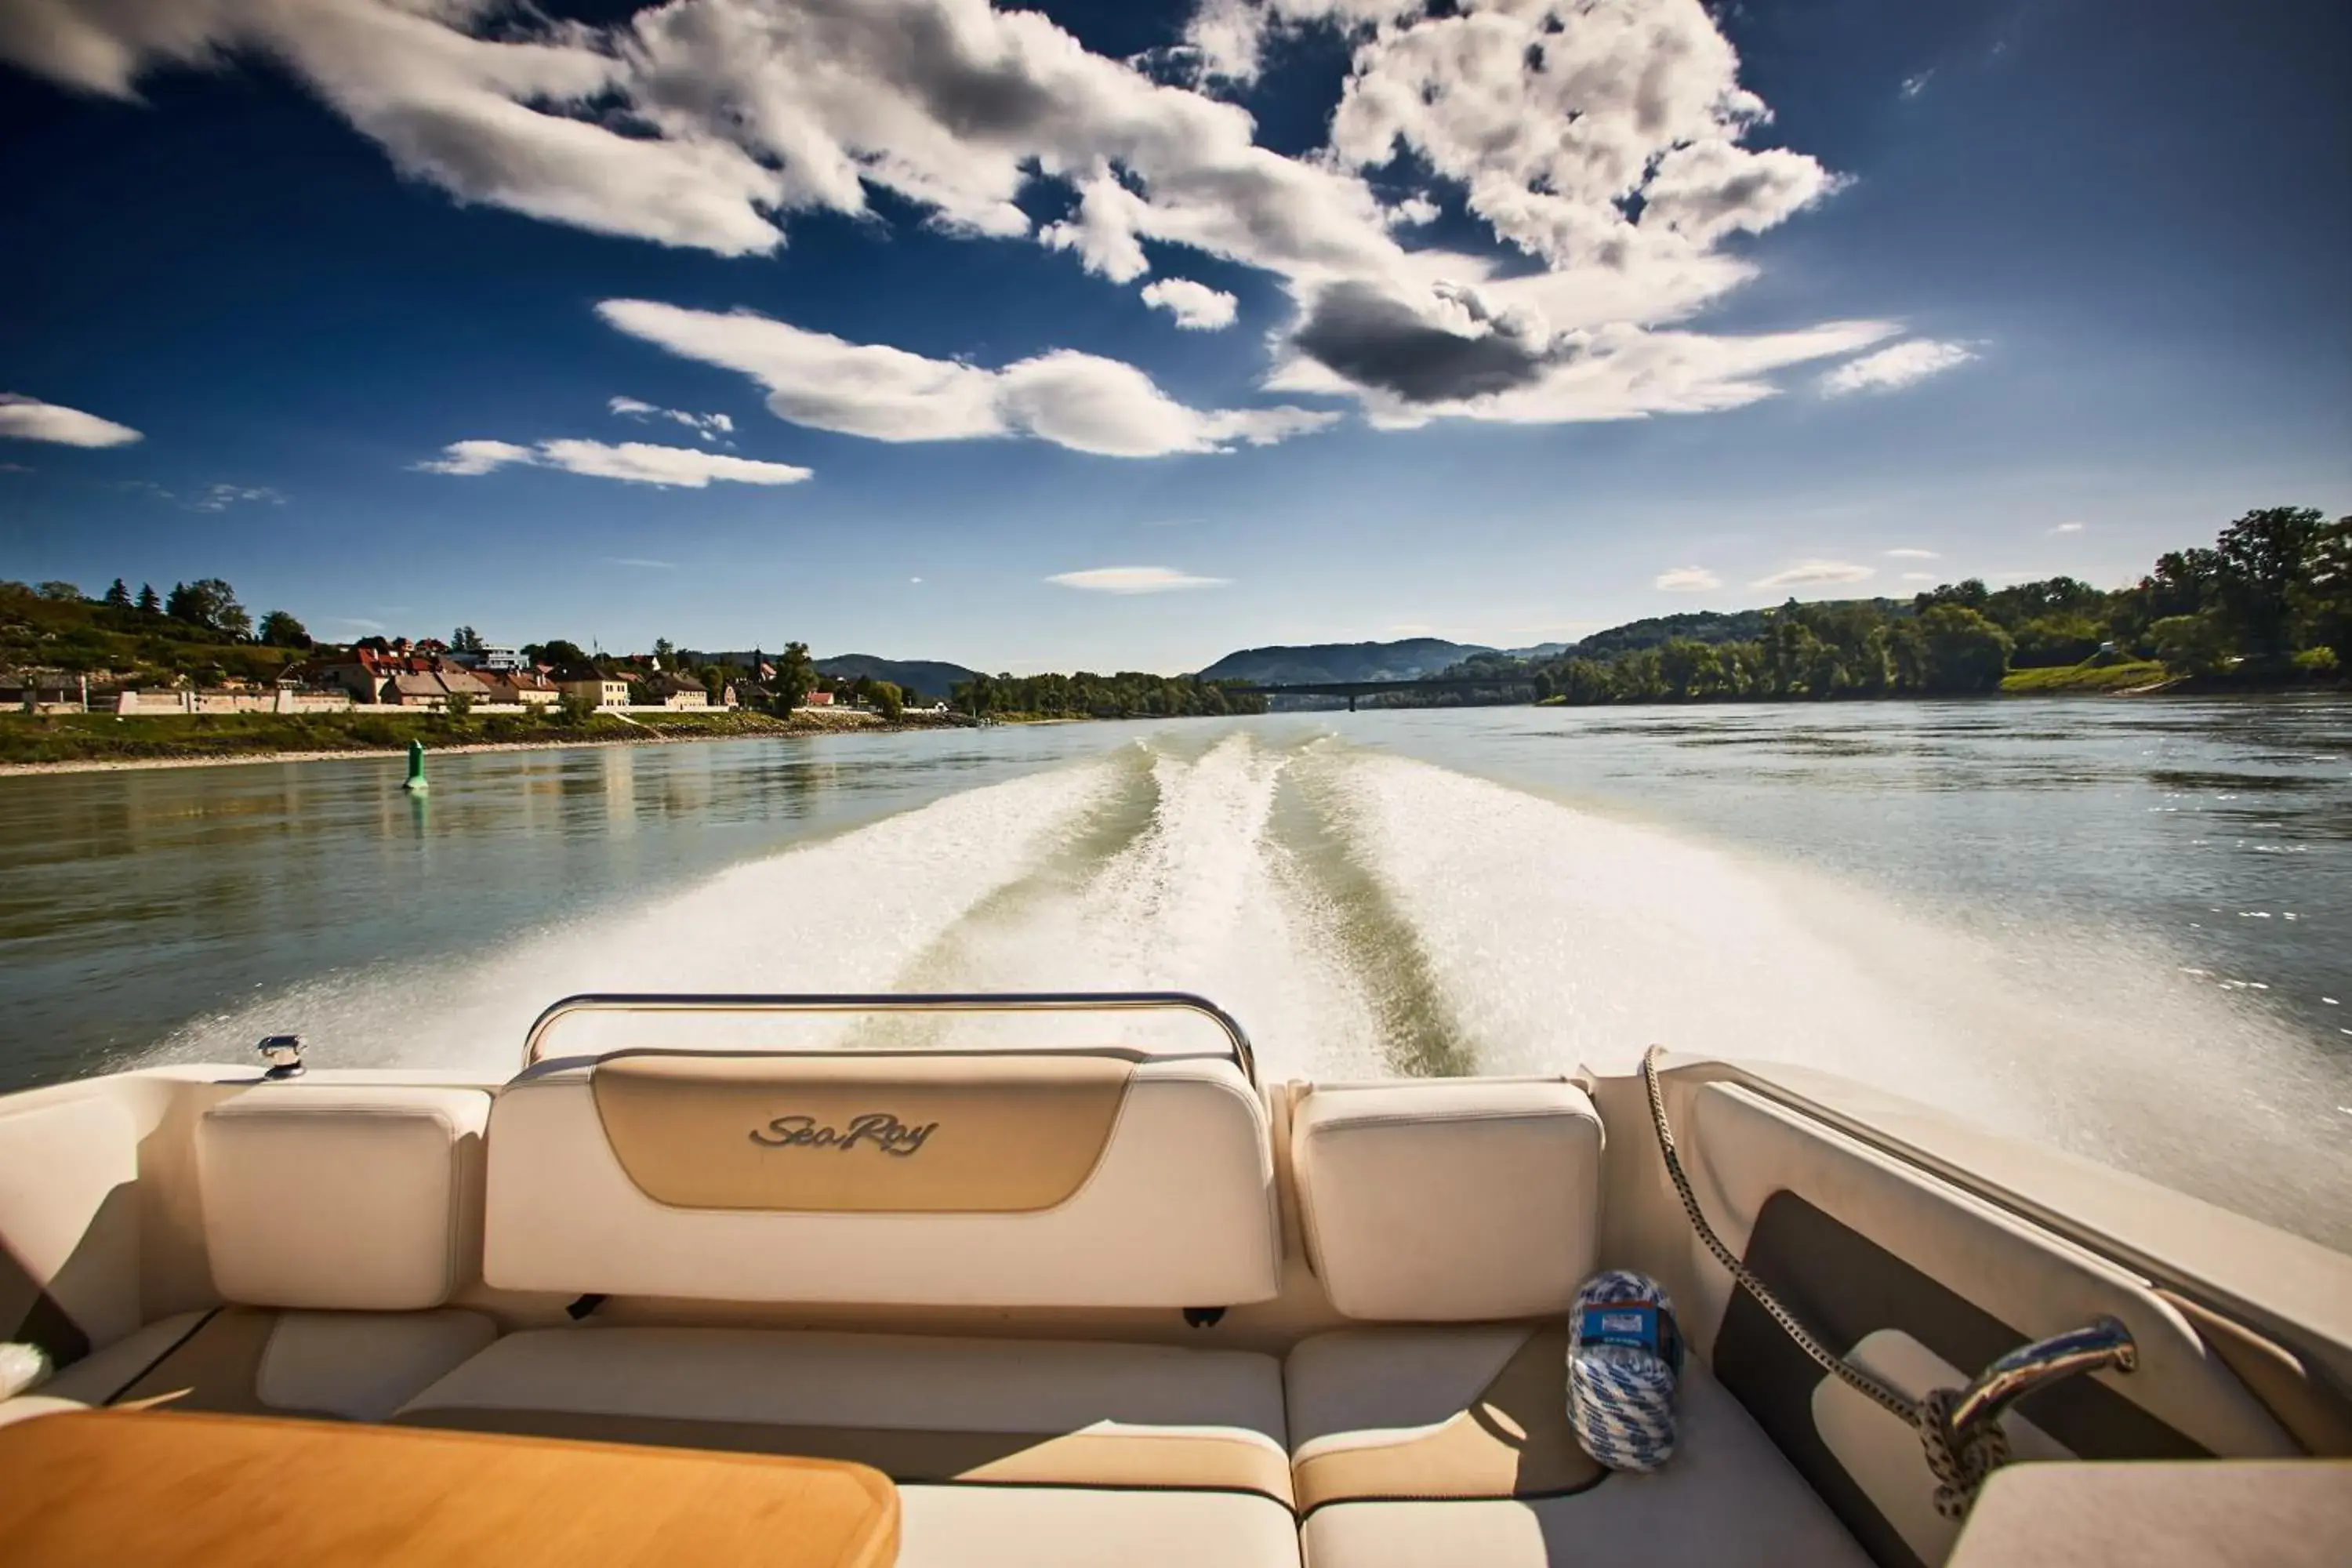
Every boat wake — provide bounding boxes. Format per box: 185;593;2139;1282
155;726;2350;1244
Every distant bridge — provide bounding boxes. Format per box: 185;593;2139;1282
1224;676;1535;713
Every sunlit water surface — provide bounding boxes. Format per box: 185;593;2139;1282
1;698;2346;1246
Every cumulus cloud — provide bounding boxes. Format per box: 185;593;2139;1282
1656;566;1722;592
1140;278;1239;331
1045;566;1229;594
1885;547;1941;559
1752;559;1876;590
1821;339;1978;397
0;392;143;447
0;0;1909;433
610;395;735;441
416;436;811;488
599;298;1336;457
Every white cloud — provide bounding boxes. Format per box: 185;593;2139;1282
412;440;534;477
1900;71;1933;100
1900;572;1938;583
1656;566;1722;592
190;483;284;511
0;392;142;447
0;1;1918;434
1752;559;1876;590
2050;521;2085;534
604;557;678;569
1885;546;1942;559
610;395;735;441
416;436;811;488
598;298;1336;457
1046;566;1229;594
1140;278;1239;331
1821;339;1979;397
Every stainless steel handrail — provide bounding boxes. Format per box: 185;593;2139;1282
1945;1315;2138;1438
521;989;1258;1083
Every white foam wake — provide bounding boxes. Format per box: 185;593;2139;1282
912;732;1388;1079
153;759;1123;1073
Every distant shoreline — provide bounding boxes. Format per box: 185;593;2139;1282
0;713;974;778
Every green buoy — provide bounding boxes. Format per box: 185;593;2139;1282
403;738;429;793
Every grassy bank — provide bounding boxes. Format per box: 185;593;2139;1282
1998;659;2172;694
0;707;963;768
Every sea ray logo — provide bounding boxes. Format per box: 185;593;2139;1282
749;1112;937;1156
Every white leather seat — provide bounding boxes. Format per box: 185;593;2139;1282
1287;1327;1871;1567
32;1305;495;1422
20;1083;503;1425
397;1325;1300;1566
1291;1078;1602;1322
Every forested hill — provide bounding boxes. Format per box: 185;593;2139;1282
1566;608;1780;660
1196;638;1495;684
815;654;981;702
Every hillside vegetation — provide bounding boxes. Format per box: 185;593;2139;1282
1466;506;2347;706
1196;637;1493;684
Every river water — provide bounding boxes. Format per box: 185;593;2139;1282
2;699;2347;1247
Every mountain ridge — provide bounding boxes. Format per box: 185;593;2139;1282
815;653;982;701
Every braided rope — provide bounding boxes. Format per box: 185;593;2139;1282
1638;1045;2012;1515
1566;1269;1680;1472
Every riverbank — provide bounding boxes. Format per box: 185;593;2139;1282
0;707;972;775
1998;659;2173;694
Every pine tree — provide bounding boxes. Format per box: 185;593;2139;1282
135;583;160;615
103;578;132;609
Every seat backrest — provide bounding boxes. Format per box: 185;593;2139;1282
482;1051;1281;1308
1292;1079;1603;1321
196;1086;490;1311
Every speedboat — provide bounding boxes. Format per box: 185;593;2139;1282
1;991;2345;1565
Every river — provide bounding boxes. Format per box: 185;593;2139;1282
2;698;2347;1248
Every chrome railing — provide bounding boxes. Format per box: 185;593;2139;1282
1946;1314;2139;1438
521;989;1259;1083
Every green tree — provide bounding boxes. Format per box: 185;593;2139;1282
36;580;81;601
2212;506;2326;663
443;691;474;720
2151;612;2230;676
1657;638;1714;699
552;691;597;725
102;579;132;609
2292;516;2351;672
164;578;249;638
450;626;485;654
525;639;590;668
135;583;160;615
652;637;675;663
259;610;310;648
1915;604;2012;692
868;680;905;720
773;641;817;712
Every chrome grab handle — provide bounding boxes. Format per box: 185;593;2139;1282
1945;1315;2139;1438
521;989;1259;1084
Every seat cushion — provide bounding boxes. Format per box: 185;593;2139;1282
1287;1327;1871;1567
1291;1080;1602;1321
898;1485;1299;1568
33;1307;495;1424
197;1085;489;1311
485;1052;1279;1308
396;1326;1293;1504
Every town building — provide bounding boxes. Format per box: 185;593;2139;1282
641;673;712;709
551;666;631;709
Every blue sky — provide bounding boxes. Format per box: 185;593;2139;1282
1;0;2346;673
